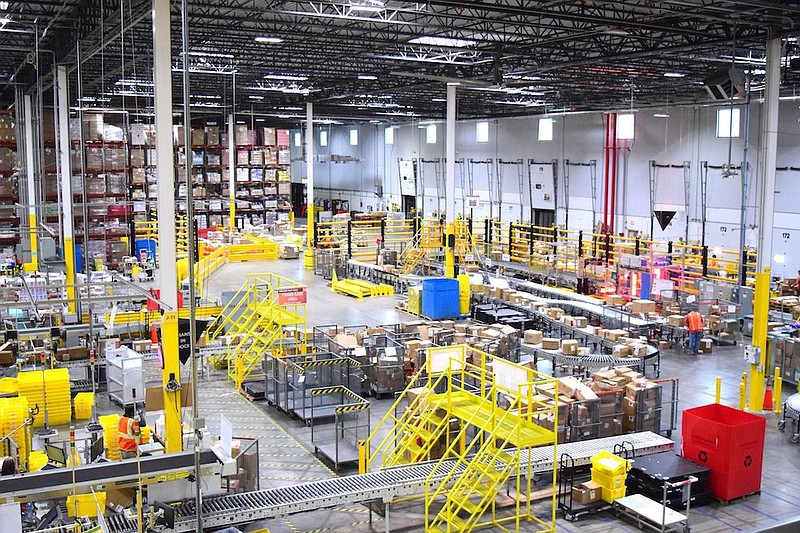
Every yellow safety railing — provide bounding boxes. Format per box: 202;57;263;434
204;273;307;388
194;245;227;295
364;345;557;533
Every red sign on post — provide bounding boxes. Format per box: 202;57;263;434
277;286;307;306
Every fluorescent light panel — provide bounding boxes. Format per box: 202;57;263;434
264;74;308;81
409;36;476;48
358;74;378;80
256;36;283;44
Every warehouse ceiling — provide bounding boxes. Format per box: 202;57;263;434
2;0;800;123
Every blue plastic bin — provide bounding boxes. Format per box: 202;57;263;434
421;278;460;319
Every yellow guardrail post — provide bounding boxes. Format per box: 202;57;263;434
739;372;748;410
749;268;769;411
773;367;782;414
715;376;722;404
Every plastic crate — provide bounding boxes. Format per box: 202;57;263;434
73;392;94;421
67;492;106;517
591;450;629;476
600;485;627;504
681;403;765;501
591;467;627;490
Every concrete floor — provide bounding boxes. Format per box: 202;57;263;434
134;258;800;532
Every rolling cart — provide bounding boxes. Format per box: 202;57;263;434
558;442;634;521
777;392;800;444
614;476;698;533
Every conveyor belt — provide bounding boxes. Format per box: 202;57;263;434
106;432;673;532
0;450;220;503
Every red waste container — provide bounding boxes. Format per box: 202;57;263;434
681;403;766;501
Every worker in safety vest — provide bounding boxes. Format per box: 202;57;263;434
118;405;141;459
685;309;704;354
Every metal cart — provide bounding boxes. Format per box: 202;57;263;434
777;392;800;443
311;386;370;471
614;476;698;533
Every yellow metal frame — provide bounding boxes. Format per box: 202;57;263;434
313;216;758;286
364;345;557;533
330;270;394;300
206;273;307;389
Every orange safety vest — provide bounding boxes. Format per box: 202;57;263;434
118;416;139;452
686;311;703;332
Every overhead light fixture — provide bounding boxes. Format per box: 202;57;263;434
348;0;385;12
0;2;8;11
256;36;283;44
663;72;685;78
409;36;477;48
264;74;308;81
431;98;446;102
248;95;264;100
115;78;154;87
0;17;10;25
653;112;670;118
187;50;234;59
282;106;304;111
190;94;222;100
358;74;378;80
446;81;461;86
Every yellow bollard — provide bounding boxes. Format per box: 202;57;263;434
739;372;748;411
358;439;366;474
715;376;722;404
774;366;783;414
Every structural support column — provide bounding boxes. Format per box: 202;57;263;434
153;0;178;309
304;102;315;269
445;84;456;224
23;94;38;272
56;66;76;316
228;113;236;232
755;37;780;272
154;0;181;454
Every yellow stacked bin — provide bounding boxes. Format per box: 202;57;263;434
28;450;47;472
66;492;106;517
99;414;121;461
0;377;17;395
407;286;421;315
0;396;30;464
17;369;71;427
139;425;151;445
590;450;630;503
73;392;94;421
457;274;471;315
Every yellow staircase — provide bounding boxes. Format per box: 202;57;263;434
206;274;307;389
453;219;482;269
364;345;558;533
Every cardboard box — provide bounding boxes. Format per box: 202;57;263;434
560;339;579;355
630;299;656;314
145;385;193;411
606;294;624;306
572;481;601;504
658;341;670;350
667;315;685;327
557;376;583;398
575;386;599;401
541;338;560;350
523;330;543;344
573;316;589;328
699;338;713;353
612;344;631;357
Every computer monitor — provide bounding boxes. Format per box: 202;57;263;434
45;443;66;466
89;438;104;463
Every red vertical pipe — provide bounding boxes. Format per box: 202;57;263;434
610;113;618;235
602;114;610;233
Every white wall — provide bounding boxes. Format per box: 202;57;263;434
292;99;800;273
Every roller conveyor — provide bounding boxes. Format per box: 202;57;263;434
106;432;673;532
